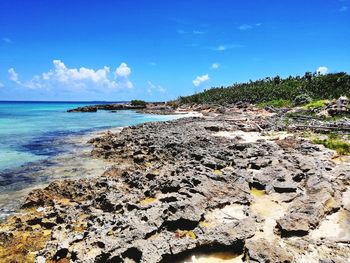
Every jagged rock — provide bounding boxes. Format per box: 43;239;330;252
273;181;298;193
246;238;294;262
275;214;310;237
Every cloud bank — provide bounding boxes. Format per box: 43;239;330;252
8;60;133;91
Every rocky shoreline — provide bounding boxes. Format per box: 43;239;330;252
0;105;350;262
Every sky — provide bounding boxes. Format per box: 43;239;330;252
0;0;349;101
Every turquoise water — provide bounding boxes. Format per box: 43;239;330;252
0;102;179;219
0;101;176;175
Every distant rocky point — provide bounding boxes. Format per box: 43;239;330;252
68;102;184;115
67;103;147;112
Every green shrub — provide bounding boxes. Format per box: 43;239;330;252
257;99;293;108
328;132;340;140
313;137;350;155
166;100;179;109
303;100;325;110
130;100;147;107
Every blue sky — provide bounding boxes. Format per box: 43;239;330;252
0;0;349;101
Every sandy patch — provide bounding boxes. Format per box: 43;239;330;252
183;253;244;263
310;208;350;242
203;204;247;227
250;192;288;241
174;111;204;118
310;186;350;242
213;131;292;144
332;155;350;165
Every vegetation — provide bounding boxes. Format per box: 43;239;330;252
179;72;350;105
130;100;147;107
166;100;179;109
293;94;312;106
313;134;350;155
303;100;326;110
257;99;292;108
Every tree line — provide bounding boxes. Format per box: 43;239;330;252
178;72;350;105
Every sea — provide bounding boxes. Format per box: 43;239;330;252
0;101;178;219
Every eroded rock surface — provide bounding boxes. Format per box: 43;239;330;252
1;108;350;262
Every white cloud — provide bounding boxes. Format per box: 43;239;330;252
215;45;227;51
115;62;131;77
211;63;220;69
193;30;205;35
316;66;329;75
238;23;261;30
147;81;166;93
340;6;348;11
178;29;205;35
0;82;4;87
238;24;253;30
192;74;209;87
150;62;157;66
8;60;133;90
8;68;20;84
3;37;13;44
211;44;243;51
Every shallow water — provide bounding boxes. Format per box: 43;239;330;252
0;101;178;219
0;102;176;171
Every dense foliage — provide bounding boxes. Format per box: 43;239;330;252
179;72;350;105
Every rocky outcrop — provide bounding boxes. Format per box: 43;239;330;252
67;104;146;112
0;108;350;262
326;96;350;116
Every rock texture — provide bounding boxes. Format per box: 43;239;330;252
1;107;350;263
